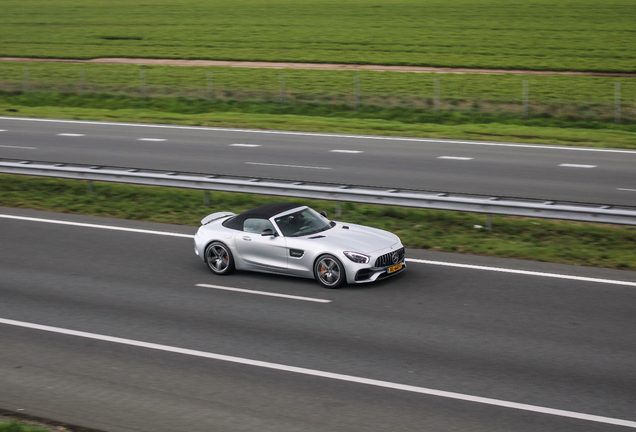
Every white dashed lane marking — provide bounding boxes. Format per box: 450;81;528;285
57;133;85;137
330;149;364;154
559;164;597;168
137;138;167;142
0;145;37;149
438;156;474;160
245;162;331;170
617;188;636;192
196;284;331;303
230;143;261;147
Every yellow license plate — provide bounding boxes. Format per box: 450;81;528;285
387;263;403;274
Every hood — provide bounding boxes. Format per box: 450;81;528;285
309;221;401;254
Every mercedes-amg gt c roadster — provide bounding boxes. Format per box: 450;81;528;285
194;203;405;288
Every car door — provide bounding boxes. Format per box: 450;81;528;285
235;217;288;270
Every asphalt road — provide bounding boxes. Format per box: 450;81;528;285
1;207;635;432
1;116;635;206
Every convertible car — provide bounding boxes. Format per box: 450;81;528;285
194;203;405;288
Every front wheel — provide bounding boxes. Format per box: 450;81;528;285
205;242;235;275
314;254;346;288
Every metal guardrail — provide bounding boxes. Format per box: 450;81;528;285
1;159;636;226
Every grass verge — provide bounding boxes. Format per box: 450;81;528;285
2;175;634;270
2;94;636;149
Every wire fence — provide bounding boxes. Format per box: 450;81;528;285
2;65;636;122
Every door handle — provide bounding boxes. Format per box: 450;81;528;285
242;236;252;241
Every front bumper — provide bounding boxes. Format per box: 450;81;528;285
347;246;406;284
353;261;406;283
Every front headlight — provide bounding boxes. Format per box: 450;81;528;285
343;251;370;264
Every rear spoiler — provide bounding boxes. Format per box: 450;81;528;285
201;212;235;225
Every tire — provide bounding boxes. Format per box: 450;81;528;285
314;254;346;288
205;241;235;275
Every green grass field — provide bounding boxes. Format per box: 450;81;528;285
1;0;635;270
1;0;635;72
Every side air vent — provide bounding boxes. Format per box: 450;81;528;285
289;249;305;258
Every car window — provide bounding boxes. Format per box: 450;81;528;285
274;208;333;237
243;218;275;234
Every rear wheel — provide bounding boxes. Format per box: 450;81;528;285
205;242;235;275
314;254;345;288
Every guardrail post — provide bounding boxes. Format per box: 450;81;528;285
87;180;93;194
204;190;210;206
335;202;342;217
486;214;492;231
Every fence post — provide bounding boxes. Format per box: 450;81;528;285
354;74;360;109
434;77;440;112
23;67;30;93
280;73;286;104
79;68;86;95
140;69;147;97
522;79;529;119
207;71;214;100
615;82;621;123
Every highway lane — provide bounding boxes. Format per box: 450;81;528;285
1;207;636;431
1;116;636;205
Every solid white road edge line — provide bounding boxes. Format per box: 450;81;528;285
2;213;635;287
3;116;636;154
196;284;331;303
0;317;634;429
408;259;636;287
0;214;193;238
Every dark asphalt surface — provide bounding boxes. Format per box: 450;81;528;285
1;207;635;431
1;116;635;206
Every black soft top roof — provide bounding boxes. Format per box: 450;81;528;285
223;203;303;230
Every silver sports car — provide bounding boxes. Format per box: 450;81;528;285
194;203;405;288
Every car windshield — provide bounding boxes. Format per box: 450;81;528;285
274;207;334;237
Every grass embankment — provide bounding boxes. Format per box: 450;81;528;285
2;175;634;270
0;421;55;432
2;61;636;147
1;0;635;73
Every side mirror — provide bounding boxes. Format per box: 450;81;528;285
261;228;276;236
320;211;328;218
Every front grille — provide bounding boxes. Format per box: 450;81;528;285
375;247;405;268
